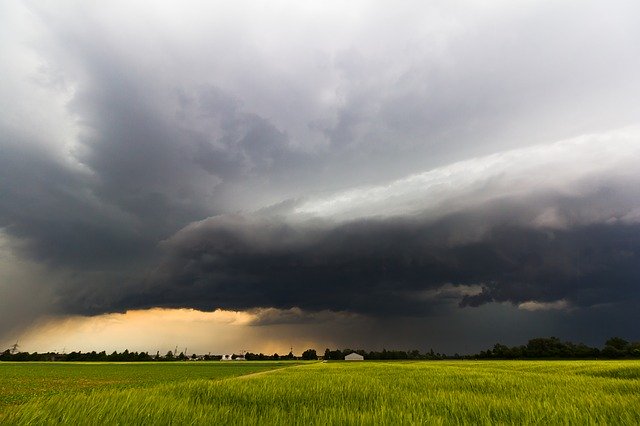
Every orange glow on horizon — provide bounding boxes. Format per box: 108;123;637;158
15;307;340;356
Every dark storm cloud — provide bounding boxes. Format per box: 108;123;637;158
0;133;145;268
99;188;640;318
0;33;302;268
2;0;640;346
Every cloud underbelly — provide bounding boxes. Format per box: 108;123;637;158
106;131;640;317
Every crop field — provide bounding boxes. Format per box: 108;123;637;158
0;362;297;407
1;360;639;424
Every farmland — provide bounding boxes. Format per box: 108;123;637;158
2;360;640;424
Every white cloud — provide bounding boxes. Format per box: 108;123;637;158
518;300;570;312
293;128;640;225
414;284;484;301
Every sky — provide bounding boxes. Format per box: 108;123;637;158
1;0;640;355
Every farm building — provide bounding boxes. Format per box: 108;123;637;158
221;354;246;361
345;352;364;361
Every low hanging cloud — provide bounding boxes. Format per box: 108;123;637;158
517;300;570;312
84;130;640;318
139;213;640;316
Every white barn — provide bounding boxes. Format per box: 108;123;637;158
345;352;364;361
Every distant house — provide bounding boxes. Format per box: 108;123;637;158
221;354;246;361
345;352;364;361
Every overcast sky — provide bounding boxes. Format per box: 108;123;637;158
1;0;640;355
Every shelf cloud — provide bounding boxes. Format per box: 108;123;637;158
122;131;640;317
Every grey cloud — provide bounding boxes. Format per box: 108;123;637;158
316;1;640;182
246;307;361;327
187;87;299;181
27;0;640;199
2;0;640;346
93;186;640;318
0;133;144;268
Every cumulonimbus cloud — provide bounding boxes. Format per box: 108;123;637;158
96;129;640;318
2;0;640;345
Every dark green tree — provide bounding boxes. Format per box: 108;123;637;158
605;337;629;351
301;349;317;360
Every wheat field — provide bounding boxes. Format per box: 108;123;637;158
2;360;639;424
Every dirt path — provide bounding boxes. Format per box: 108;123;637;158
233;362;319;381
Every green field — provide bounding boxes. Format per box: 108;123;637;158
1;360;639;424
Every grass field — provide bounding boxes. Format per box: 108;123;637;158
0;361;297;407
1;360;639;424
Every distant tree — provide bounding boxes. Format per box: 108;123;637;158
138;352;152;361
603;337;629;358
327;349;343;360
492;343;511;358
301;349;317;360
525;337;569;358
605;337;629;351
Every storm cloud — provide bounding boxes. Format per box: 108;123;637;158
109;133;640;318
2;0;640;350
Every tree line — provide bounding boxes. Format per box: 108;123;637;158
0;349;220;362
2;336;639;362
322;337;640;360
472;337;640;359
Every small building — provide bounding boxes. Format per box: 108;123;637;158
221;354;246;361
345;352;364;361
